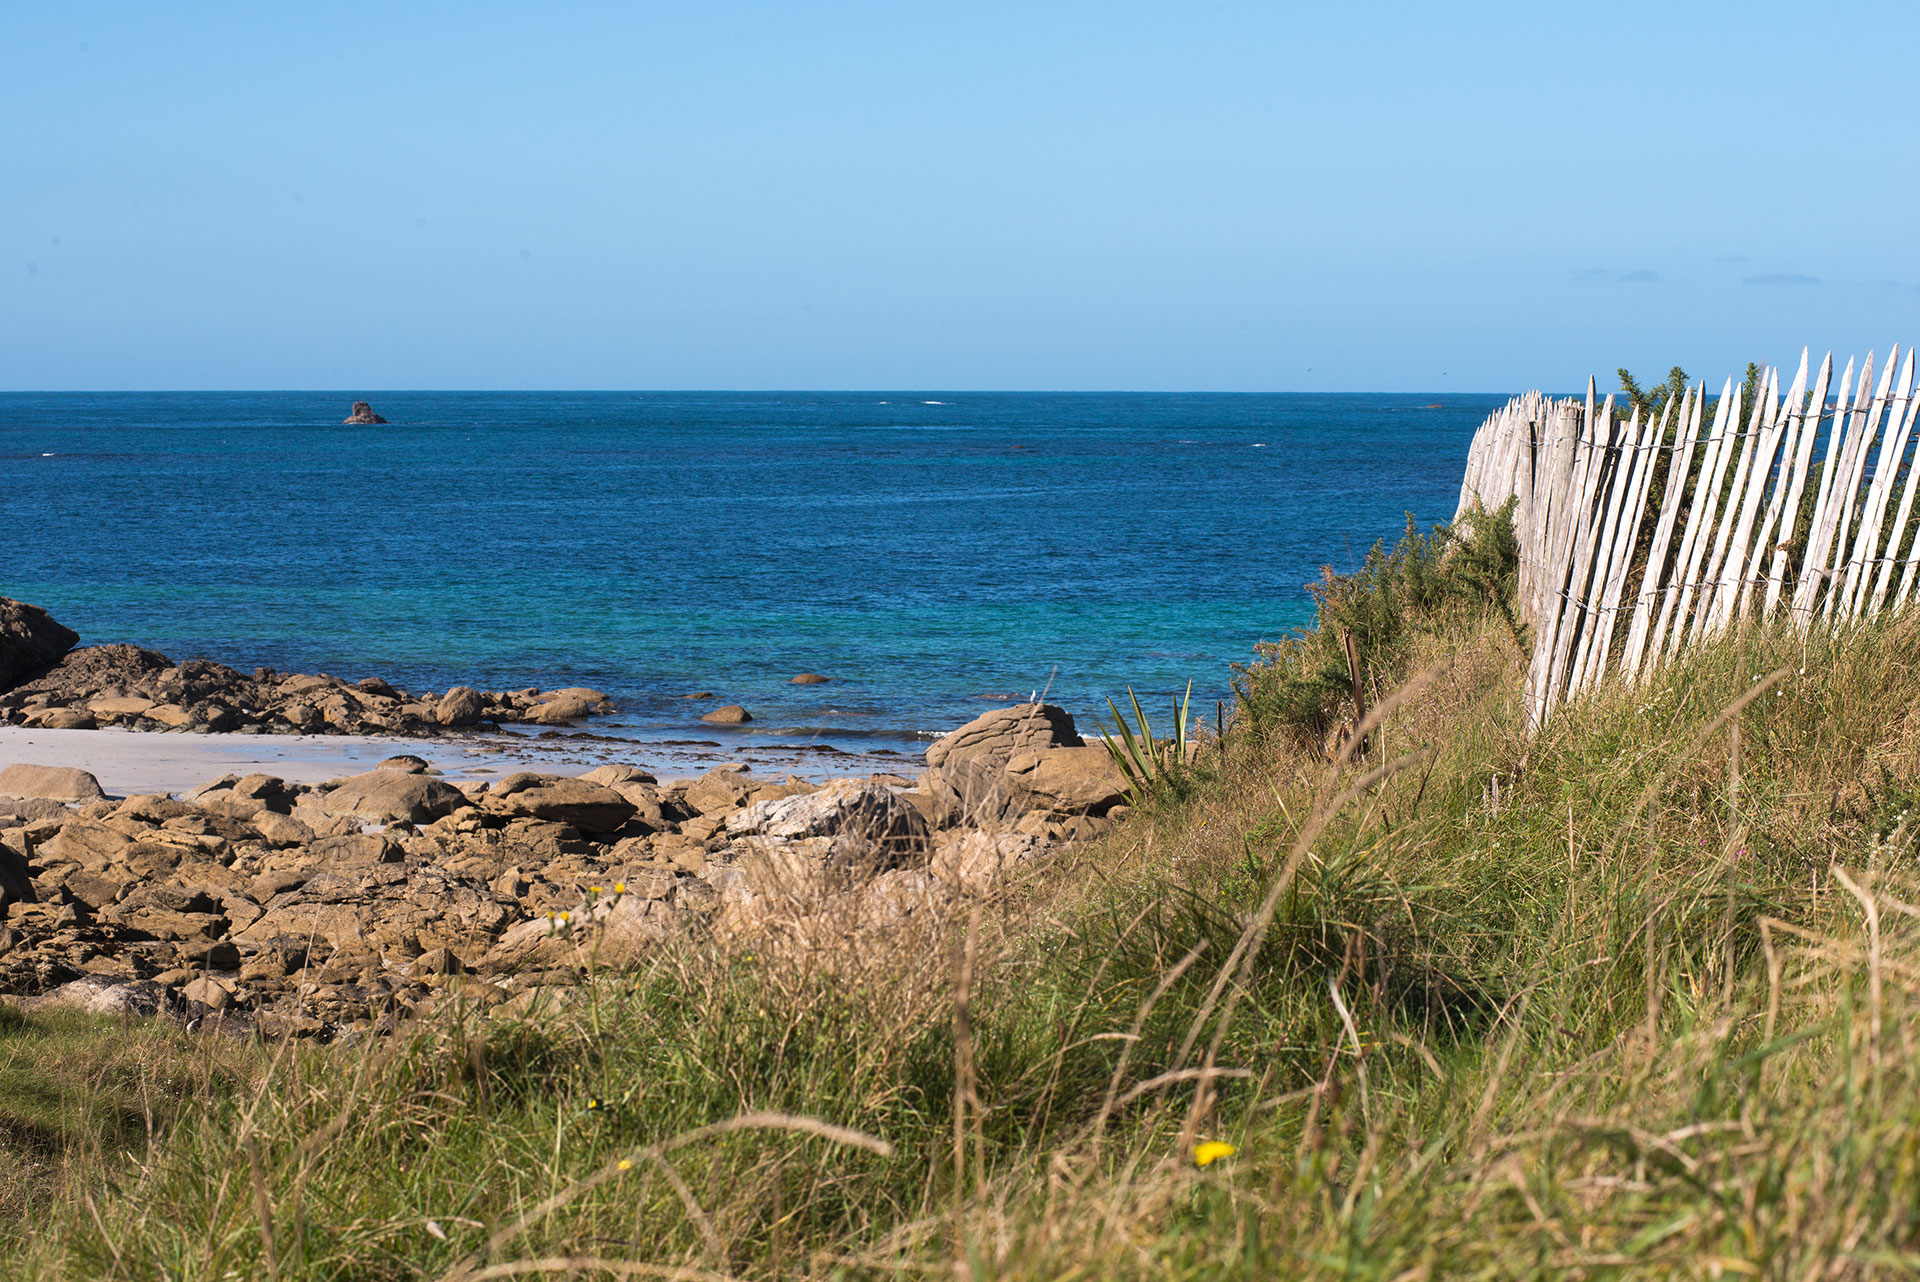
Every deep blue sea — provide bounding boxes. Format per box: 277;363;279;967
0;392;1492;763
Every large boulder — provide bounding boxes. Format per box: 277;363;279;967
0;764;105;803
724;777;928;867
684;766;755;816
924;703;1083;771
1003;746;1127;817
482;774;635;834
526;693;594;725
434;686;485;727
921;703;1089;827
313;769;470;825
915;704;1127;830
0;599;78;691
25;817;134;869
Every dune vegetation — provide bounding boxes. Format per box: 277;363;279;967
6;504;1920;1278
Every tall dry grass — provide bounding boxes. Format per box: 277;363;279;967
7;515;1920;1277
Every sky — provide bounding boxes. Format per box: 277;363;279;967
4;1;1918;392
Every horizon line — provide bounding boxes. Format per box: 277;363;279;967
2;386;1516;397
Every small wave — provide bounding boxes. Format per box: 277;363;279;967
923;400;944;405
41;452;54;457
1251;443;1267;448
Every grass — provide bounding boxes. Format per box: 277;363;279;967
9;508;1920;1276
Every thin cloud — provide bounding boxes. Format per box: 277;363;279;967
1618;269;1658;283
1743;272;1821;286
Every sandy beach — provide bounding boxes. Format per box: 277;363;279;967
0;723;927;798
0;724;715;797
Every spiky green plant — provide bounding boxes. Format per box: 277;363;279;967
1097;681;1192;803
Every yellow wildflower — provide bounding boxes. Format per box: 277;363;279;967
590;885;603;895
617;1159;632;1172
1193;1141;1236;1167
613;882;626;895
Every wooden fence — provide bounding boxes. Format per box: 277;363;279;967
1454;348;1920;727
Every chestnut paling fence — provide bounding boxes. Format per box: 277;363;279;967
1454;347;1920;727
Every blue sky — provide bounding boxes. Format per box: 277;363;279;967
4;2;1916;391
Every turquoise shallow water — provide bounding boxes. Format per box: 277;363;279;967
0;392;1493;760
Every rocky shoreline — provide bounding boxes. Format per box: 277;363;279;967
1;608;619;739
0;599;1131;1037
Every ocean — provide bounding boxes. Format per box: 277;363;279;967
1;391;1493;772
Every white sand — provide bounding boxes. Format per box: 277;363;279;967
0;725;527;797
0;724;910;799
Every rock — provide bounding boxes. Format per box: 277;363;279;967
356;677;400;699
0;839;36;913
252;812;314;848
24;976;175;1017
376;754;429;774
1004;745;1128;816
0;598;79;692
580;764;657;787
0;763;105;802
790;673;832;685
435;686;485;727
308;832;403;867
921;704;1099;827
146;704;195;729
590;895;686;964
221;774;300;815
924;703;1083;771
344;401;388;425
181;976;233;1010
929;830;1040;893
526;692;595;725
27;707;97;730
545;687;612;709
105;886;229;940
483;774;635;834
237;903;368;951
724;777;929;865
315;770;469;825
30;817;135;868
3;644;168;710
88;695;155;718
701;704;752;724
414;946;463;975
0;796;69;825
684;766;755;816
